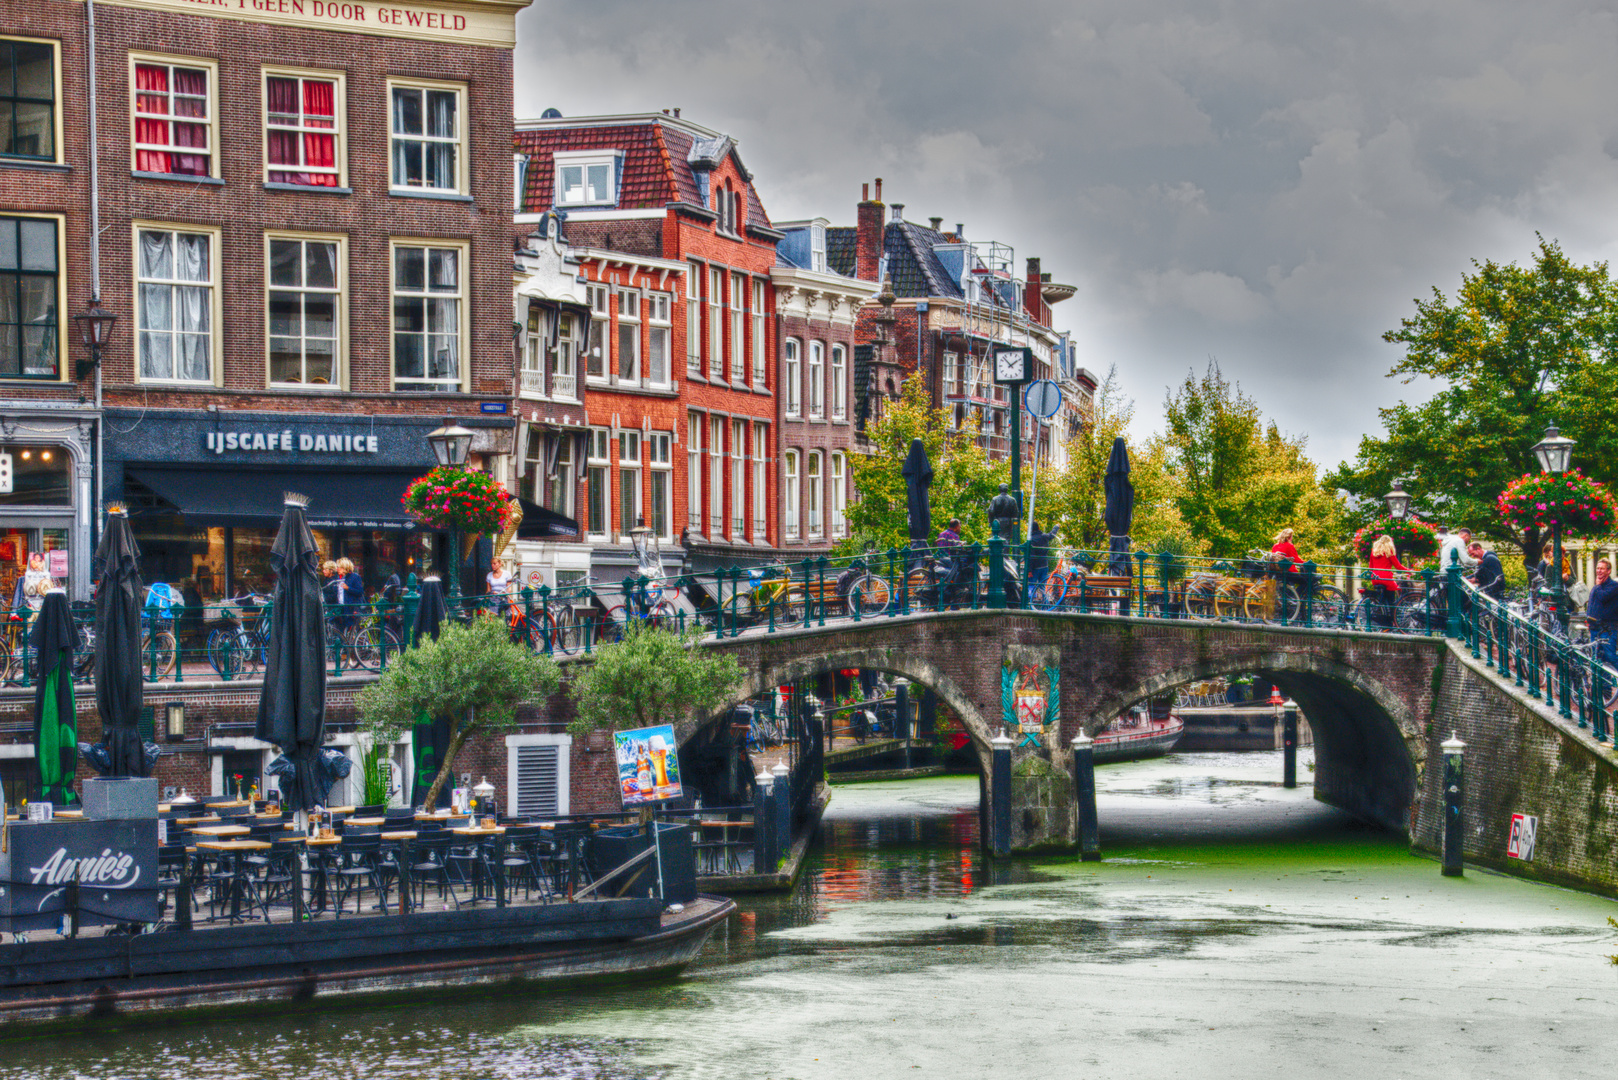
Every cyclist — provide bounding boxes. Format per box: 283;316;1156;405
1366;534;1409;628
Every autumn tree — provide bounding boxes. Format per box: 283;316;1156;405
1327;236;1618;569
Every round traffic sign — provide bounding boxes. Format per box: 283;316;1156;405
1024;379;1062;420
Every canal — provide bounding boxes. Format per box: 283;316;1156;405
6;750;1617;1079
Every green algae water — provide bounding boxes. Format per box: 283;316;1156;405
5;750;1617;1079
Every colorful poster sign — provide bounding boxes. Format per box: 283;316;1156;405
1002;662;1059;746
1506;813;1537;861
614;724;683;806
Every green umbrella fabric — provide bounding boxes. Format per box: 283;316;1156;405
32;591;80;805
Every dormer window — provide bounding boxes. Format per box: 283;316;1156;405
553;150;618;207
715;185;741;235
810;222;826;272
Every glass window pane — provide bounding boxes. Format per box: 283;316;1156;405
304;338;335;383
14;43;52;99
426;90;456;137
428;248;457;291
427;297;456;334
269;341;302;383
268;292;301;337
177;233;208;282
392;332;422;378
305;242;336;290
393;296;423;334
139;330;172;379
12;102;51;159
560;166;582;202
269;240;300;287
304;293;335;338
140;230;172;280
0;220;15;270
139;283;172;331
393;139;421;187
391;87;421;135
426;141;454;190
394;247;424;292
586;163;608;201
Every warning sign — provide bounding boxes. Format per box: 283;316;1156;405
1506;813;1537;861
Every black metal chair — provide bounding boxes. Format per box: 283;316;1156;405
355;803;387;817
332;834;388;917
407;833;459;909
156;843;192;921
545;823;595;896
499;825;552;901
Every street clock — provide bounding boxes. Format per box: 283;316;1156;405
994;347;1030;384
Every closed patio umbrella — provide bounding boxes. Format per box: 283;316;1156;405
902;439;933;544
32;590;80;806
1103;437;1135;577
255;494;331;810
409;576;453;808
89;507;152;777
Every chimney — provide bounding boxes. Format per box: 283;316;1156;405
855;179;885;283
1024;257;1043;320
890;203;904;223
929;216;943;232
955;223;964;238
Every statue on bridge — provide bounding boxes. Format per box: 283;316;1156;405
988;484;1020;540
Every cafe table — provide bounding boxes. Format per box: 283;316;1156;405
196;840;272;922
54;810;84;819
694;819;752;874
175;816;220;827
190;824;251;838
344;817;388;827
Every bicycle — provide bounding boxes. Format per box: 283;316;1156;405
207;594;270;679
600;579;679;643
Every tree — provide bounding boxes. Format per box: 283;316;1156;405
1159;361;1347;560
1327;236;1618;568
842;370;1009;552
566;620;744;737
359;613;561;811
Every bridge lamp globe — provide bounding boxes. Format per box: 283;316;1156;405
1532;425;1574;475
1383;479;1411;521
755;769;774;793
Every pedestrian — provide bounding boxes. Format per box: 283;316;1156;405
1467;542;1506;601
1455;528;1477;568
1027;521;1057;601
320;559;342;608
1271;527;1302;563
1586;557;1618;667
1367;534;1408;628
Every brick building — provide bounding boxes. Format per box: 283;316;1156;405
771;217;875;556
513;111;786;580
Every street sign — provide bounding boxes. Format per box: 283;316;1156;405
1024;379;1062;420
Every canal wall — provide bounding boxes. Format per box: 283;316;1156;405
1415;641;1618;897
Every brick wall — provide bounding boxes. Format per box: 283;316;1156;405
776;307;859;556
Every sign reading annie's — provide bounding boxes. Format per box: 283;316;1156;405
206;430;380;455
0;819;158;931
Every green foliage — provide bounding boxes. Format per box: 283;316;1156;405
1157;361;1348;561
359;613;561;809
566;619;744;736
845;370;1009;550
1328;236;1618;567
358;738;393;806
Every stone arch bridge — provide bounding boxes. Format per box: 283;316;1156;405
681;610;1618;895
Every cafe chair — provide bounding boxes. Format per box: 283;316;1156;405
355;804;387;817
156;843;193;921
499;825;552;902
407;833;459;909
332;833;389;917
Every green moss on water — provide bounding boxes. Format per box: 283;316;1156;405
1027;833;1415;877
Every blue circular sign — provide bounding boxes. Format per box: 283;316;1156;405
1024;379;1062;420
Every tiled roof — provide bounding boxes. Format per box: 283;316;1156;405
826;227;856;276
822;221;964;299
514;119;771;228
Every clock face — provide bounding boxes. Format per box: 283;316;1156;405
995;349;1024;382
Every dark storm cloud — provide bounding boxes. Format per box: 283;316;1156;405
514;0;1618;466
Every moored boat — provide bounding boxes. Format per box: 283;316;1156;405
1094;700;1184;763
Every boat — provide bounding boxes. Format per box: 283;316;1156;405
0;893;733;1032
1093;699;1184;763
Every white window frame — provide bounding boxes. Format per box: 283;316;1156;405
752;423;768;541
586;427;611;541
686;411;703;536
265;231;346;390
831;344;847;419
586;283;610;381
806;450;823;539
646;290;671;388
783;449;799;540
0;36;64;167
387;77;466;195
504;733;572;819
133;220;221;386
944;350;960;397
830;451;847;538
707;267;723;379
686;262;702;374
751;278;767;386
708;415;724;538
730;418;746;537
807;340;824;419
783;338;801;417
618;430;642;540
615;287;641;383
648;431;672;541
262;66;346;187
552;149;619;207
551;308;579;400
548;434;575;518
729;275;744;382
129;53;219;179
389;237;467;392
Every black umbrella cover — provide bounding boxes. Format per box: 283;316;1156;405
901;439;934;543
32;591;80;805
255;498;329;810
409;577;452;808
94;511;147;777
1103;437;1135;576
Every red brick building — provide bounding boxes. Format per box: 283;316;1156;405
513;112;785;579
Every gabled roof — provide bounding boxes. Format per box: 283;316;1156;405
513;114;771;227
825;220;965;300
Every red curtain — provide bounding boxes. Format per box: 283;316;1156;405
170;69;208;176
268;78;336;186
301;80;336;186
133;64;170;173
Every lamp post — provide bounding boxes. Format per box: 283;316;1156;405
1532;425;1576;634
1383;478;1410;521
425;416;474;601
72;303;118;381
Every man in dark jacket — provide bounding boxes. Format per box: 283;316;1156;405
1027;522;1057;602
1585;557;1618;666
1467;543;1507;601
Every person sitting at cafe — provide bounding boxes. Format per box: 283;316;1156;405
1468;542;1507;602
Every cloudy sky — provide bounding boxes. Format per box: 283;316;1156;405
513;0;1618;470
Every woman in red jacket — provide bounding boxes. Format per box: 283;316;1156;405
1271;528;1302;563
1366;534;1408;628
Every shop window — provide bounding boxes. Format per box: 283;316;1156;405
131;55;215;178
135;224;216;384
0;443;69;505
267;234;342;387
388;79;463;194
391;240;463;391
0;38;56;162
220;749;263;800
265;70;343;187
0;758;29;807
0;215;60;379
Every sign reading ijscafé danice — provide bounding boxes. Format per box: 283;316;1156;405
97;0;522;48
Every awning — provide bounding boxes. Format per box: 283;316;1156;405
127;467;422;530
515;497;580;539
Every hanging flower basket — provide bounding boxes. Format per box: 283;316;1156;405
1352;516;1440;561
1497;471;1617;537
402;467;513;536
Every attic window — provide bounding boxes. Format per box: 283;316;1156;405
553;150;618;207
810;222;826;272
715;185;741;235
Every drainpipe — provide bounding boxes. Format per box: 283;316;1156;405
86;0;104;539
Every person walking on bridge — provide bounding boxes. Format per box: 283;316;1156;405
1468;542;1506;602
1586;557;1618;667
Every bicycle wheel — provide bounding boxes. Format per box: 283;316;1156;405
848;573;891;616
347;624;394;671
0;635;12;685
549;612;580;655
1184;580;1219;619
903;566;932;607
209;630;245;680
1308;584;1348;627
780;591;805;624
649;600;679;629
144;630;178;678
1274;583;1303;624
1213;581;1245;619
601;606;628;644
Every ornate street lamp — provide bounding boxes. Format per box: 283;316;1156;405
1532;425;1575;633
72;302;118;380
424;417;475;600
1383;478;1411;522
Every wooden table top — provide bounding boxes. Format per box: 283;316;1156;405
451;826;505;835
196;840;271;851
380;831;418;840
345;817;387;826
326;806;357;814
53;810;84;819
303;836;342;846
210;800;252;809
696;819;753;828
190;825;251;837
175;816;219;827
